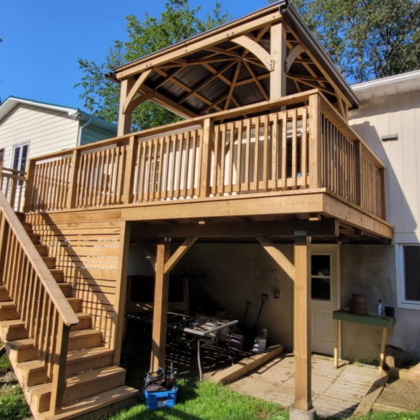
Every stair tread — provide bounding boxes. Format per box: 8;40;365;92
39;386;138;420
0;301;15;308
9;329;102;349
18;346;113;372
30;365;126;396
0;319;25;328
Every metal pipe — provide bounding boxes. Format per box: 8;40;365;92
77;117;93;146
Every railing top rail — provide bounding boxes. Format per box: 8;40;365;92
0;192;79;326
1;165;26;176
28;90;320;163
319;93;385;169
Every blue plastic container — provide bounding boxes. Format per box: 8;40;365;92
144;382;178;410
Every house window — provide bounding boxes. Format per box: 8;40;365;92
12;144;29;172
396;245;420;310
311;255;331;301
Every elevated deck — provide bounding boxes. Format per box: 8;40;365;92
24;91;392;241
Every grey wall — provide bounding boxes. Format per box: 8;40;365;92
340;244;420;363
127;241;420;363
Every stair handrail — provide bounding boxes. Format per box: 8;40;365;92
0;160;27;212
0;191;79;414
0;192;79;326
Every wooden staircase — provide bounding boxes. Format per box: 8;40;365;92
0;204;138;419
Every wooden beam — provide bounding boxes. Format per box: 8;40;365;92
126;92;153;113
225;60;242;110
131;219;339;239
256;237;295;280
154;66;185;90
294;234;312;411
231;35;273;72
123;70;152;114
205;46;240;57
201;62;232;87
309;94;321;188
116;11;282;79
200;118;213;197
235;72;270;87
164;237;198;275
150;239;171;372
270;22;287;99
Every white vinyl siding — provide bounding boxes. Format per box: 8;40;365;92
81;124;116;146
349;90;420;244
0;104;79;166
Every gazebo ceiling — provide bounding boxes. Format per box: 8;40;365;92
110;1;358;120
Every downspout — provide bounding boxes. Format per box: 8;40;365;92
77;117;93;146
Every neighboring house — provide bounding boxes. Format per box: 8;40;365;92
0;96;117;172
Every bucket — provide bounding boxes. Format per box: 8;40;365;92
349;294;367;315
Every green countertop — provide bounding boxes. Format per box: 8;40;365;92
333;309;396;327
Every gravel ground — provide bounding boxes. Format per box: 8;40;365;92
377;376;420;411
0;370;17;384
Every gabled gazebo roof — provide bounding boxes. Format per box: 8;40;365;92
110;1;358;120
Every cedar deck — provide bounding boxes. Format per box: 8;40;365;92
0;2;393;419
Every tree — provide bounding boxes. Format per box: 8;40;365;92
76;0;229;130
269;0;420;83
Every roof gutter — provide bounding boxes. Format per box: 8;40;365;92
278;0;359;108
77;117;93;146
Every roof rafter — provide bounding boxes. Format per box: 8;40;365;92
243;60;269;101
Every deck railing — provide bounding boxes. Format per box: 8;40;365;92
0;161;27;212
23;90;386;220
0;192;79;414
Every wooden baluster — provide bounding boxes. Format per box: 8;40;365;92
270;114;278;190
227;123;234;194
291;109;298;190
190;132;197;197
174;135;182;199
145;141;152;202
244;120;251;193
163;137;170;199
169;136;176;200
212;126;220;196
150;139;158;201
380;168;386;219
354;141;361;206
236;120;243;193
50;321;70;415
9;174;17;209
281;113;287;190
262;116;269;191
138;142;147;202
24;160;36;212
301;109;308;189
219;125;226;195
157;138;164;200
182;133;190;198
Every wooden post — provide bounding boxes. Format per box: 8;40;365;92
334;319;339;368
308;94;321;189
50;321;70;415
67;150;81;209
270;22;287;100
354;141;361;206
200;118;213;198
113;222;131;366
294;234;312;412
150;239;171;372
24;159;36;212
9;176;17;209
118;78;135;136
379;327;387;373
123;136;136;205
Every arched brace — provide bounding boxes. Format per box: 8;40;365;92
231;35;274;71
285;44;305;73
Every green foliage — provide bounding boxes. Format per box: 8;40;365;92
76;0;230;131
269;0;420;83
0;385;31;420
107;379;286;420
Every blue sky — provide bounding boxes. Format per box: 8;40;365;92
1;0;269;111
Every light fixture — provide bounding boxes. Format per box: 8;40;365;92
381;134;398;142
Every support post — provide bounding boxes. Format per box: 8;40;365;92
379;168;387;220
24;159;36;212
113;222;131;365
150;239;171;372
200;118;213;198
118;78;135;136
270;22;287;100
291;234;315;419
50;321;70;415
308;94;321;189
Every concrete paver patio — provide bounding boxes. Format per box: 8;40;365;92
228;354;379;418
